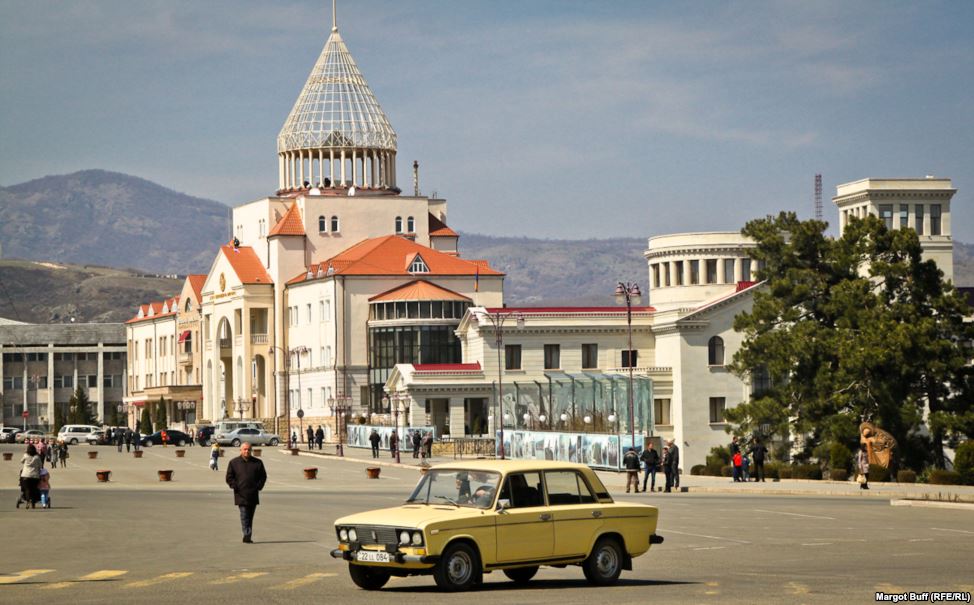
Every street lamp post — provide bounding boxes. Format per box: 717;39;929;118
476;310;525;460
327;396;352;456
233;397;250;419
292;346;309;446
615;282;642;449
383;392;408;464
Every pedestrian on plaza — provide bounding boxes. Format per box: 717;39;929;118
125;430;132;453
390;430;399;459
422;432;433;459
412;431;421;458
306;426;314;450
17;444;43;509
225;442;267;543
668;440;681;489
749;438;767;482
133;429;141;451
742;454;750;481
315;426;324;450
640;441;660;493
856;443;870;490
116;429;124;452
210;442;222;471
36;439;47;466
369;429;380;459
623;447;640;493
50;441;60;467
38;467;51;509
732;450;743;482
662;446;672;493
58;441;69;468
730;435;740;457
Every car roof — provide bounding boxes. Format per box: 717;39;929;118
430;459;596;473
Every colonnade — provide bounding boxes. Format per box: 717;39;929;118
278;148;396;191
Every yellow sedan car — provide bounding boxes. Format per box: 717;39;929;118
331;460;663;591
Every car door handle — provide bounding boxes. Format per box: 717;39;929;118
592;510;603;518
539;513;552;521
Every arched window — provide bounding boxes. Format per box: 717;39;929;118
331;216;340;232
708;336;724;366
395;216;403;233
407;216;415;233
184;299;192;312
318;216;327;233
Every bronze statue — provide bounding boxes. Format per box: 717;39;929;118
859;421;897;469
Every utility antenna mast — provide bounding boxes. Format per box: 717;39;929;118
814;173;823;221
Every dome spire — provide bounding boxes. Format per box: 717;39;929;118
277;2;398;194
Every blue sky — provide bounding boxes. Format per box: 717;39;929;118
1;1;972;240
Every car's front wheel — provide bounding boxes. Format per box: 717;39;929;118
269;438;279;446
231;439;241;447
70;438;79;445
143;441;151;447
583;537;623;586
434;541;480;591
348;564;390;590
503;566;538;584
176;439;186;446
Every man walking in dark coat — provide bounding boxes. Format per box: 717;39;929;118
306;426;314;450
225;442;267;543
315;426;324;450
369;429;380;458
412;431;421;458
667;439;681;490
389;430;399;459
640;441;660;493
749;438;768;482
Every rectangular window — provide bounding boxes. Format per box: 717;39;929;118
3;353;24;363
899;204;908;229
689;260;700;284
581;344;598;369
103;375;113;388
654;398;671;425
915;205;924;235
543;344;560;370
3;376;24;390
36;376;48;389
504;345;522;370
879;204;893;230
621;350;637;368
87;375;98;388
709;397;726;423
723;259;735;284
673;261;683;286
705;259;718;284
741;258;752;282
930;204;941;235
319;301;325;321
306;304;312;324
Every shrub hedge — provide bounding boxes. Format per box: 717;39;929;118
793;464;823;480
829;469;848;482
954;441;974;485
897;470;917;484
778;467;793;479
690;464;706;476
929;470;962;485
720;465;733;477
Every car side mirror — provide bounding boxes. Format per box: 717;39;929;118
496;499;510;512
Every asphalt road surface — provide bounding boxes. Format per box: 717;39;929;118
1;444;971;604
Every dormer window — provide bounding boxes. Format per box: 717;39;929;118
318;216;327;233
407;216;415;233
395;216;403;233
408;255;429;273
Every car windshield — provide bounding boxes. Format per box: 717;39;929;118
406;470;501;509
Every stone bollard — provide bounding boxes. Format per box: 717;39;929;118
96;470;111;482
158;470;174;481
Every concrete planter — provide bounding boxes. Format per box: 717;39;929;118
158;469;174;482
253;448;262;457
303;467;318;480
2;452;12;461
87;451;98;459
133;450;144;458
95;470;111;482
175;450;185;458
366;467;381;479
290;448;300;456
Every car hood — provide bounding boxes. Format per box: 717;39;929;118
335;504;489;529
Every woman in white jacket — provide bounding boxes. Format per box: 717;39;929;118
18;443;43;508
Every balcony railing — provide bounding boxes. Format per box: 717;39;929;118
251;333;268;345
178;352;192;365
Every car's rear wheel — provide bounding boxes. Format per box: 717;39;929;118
176;439;186;446
70;438;79;445
231;439;241;447
269;438;279;446
583;537;623;586
143;441;151;447
434;541;480;591
503;566;538;584
348;564;390;590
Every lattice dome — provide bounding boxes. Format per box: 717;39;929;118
277;29;397;154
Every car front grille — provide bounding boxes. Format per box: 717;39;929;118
352;525;399;546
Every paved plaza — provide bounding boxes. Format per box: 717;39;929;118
1;443;972;604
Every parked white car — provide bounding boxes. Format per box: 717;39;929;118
216;427;280;447
57;424;101;445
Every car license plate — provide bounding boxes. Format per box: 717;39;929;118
356;551;391;563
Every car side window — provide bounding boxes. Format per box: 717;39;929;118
544;471;597;505
497;472;545;508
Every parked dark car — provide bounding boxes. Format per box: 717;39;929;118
141;430;192;447
196;426;216;446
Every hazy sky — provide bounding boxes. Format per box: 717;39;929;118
1;1;972;240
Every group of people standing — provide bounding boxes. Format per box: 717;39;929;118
729;436;768;482
623;439;681;493
367;429;433;460
106;427;141;452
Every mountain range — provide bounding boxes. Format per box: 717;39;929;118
0;170;971;323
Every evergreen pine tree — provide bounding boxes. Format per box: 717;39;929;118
139;407;153;435
53;403;66;434
156;397;168;431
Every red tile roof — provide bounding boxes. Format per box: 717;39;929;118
187;274;207;302
222;243;273;284
268;203;305;237
127;297;180;323
428;213;458;237
287;235;502;284
369;280;472;303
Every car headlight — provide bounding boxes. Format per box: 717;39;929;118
339;528;348;541
399;530;411;545
411;531;423;546
348;528;358;542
